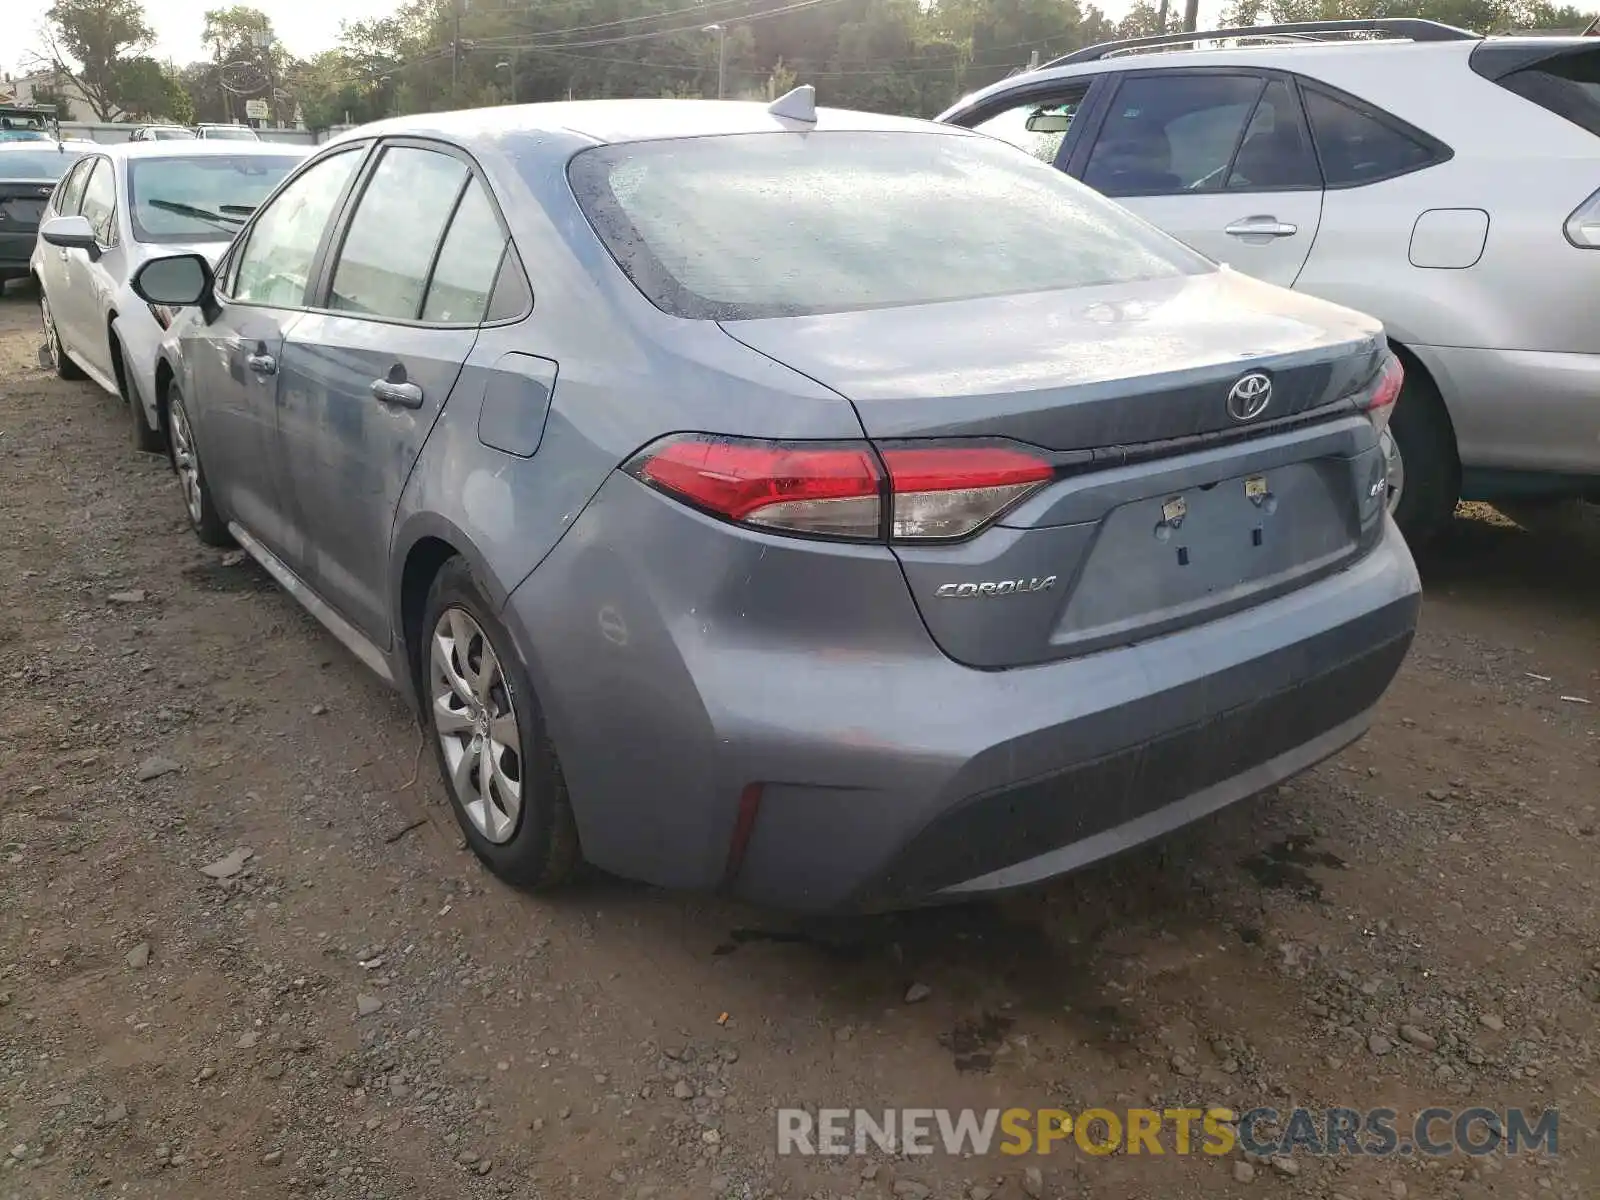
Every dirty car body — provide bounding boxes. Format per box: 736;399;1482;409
143;99;1421;911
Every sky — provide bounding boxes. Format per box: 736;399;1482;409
7;0;1228;77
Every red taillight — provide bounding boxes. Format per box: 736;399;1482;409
1363;353;1404;434
631;437;883;539
627;436;1054;542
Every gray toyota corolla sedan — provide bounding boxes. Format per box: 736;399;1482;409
132;90;1421;912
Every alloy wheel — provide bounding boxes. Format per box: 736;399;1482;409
429;607;523;844
1379;428;1405;515
168;393;204;525
40;293;60;370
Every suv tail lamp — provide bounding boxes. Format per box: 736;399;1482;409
1361;353;1404;434
626;436;1054;543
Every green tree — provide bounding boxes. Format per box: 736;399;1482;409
35;0;155;120
1220;0;1593;31
202;6;290;124
111;55;190;120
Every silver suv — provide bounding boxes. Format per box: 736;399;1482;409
940;18;1600;544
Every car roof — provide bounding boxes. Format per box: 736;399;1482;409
101;139;307;160
327;98;966;151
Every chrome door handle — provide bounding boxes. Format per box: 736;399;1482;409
1225;217;1298;238
246;353;277;375
370;378;423;409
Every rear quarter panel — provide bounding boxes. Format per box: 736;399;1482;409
386;130;869;660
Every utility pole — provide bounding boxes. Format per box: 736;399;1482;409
1182;0;1199;33
451;0;463;102
1157;0;1170;31
703;24;727;99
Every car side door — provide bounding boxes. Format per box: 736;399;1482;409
36;155;90;301
275;139;520;646
180;144;369;564
60;155;119;368
1066;69;1325;288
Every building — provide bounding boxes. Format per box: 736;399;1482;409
0;69;110;122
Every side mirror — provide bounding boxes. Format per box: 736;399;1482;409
131;253;214;307
39;214;101;262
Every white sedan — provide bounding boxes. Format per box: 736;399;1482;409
31;139;305;450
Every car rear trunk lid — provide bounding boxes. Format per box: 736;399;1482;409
719;271;1390;668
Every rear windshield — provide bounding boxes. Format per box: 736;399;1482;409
1495;47;1600;136
0;149;83;180
129;154;299;242
567;130;1210;320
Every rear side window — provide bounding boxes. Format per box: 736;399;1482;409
420;179;513;324
1084;74;1264;195
1493;47;1600;136
1227;79;1320;191
567;131;1210;321
1301;89;1441;186
329;145;467;321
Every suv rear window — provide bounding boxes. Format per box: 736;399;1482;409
1491;46;1600;136
567;131;1210;321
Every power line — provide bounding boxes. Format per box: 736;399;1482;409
509;33;1074;79
463;0;850;51
461;0;801;45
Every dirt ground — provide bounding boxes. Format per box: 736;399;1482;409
0;280;1596;1200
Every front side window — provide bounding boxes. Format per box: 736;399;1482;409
54;157;91;211
1302;88;1439;186
969;91;1086;165
233;147;363;308
1084;73;1264;196
78;158;117;245
567;130;1210;321
328;145;468;321
128;154;299;243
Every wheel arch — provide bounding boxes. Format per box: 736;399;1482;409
392;515;508;719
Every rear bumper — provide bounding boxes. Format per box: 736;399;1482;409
502;474;1420;913
1413;343;1600;478
0;231;34;272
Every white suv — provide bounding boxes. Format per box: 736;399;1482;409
940;18;1600;544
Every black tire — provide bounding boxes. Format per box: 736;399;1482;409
1387;363;1459;549
164;380;232;547
40;289;86;381
121;341;165;453
420;557;580;890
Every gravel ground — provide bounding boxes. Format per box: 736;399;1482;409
0;280;1596;1200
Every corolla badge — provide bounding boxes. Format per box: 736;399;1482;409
934;576;1057;598
1227;372;1273;421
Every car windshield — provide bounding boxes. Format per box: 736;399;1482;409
0;148;84;179
202;127;258;141
566;130;1210;320
0;129;52;142
128;154;298;242
150;127;197;140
